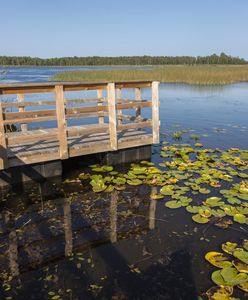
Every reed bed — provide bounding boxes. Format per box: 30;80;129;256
53;65;248;85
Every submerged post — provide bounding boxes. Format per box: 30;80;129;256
151;81;160;144
107;83;117;150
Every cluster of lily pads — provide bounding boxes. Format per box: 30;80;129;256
204;240;248;299
79;143;248;228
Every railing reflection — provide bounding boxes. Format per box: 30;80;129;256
0;186;157;278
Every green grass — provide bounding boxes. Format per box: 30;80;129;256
52;65;248;85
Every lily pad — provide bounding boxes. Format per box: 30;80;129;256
222;242;238;255
221;266;248;286
165;200;182;209
205;252;232;268
206;286;234;300
238;281;248;292
160;185;174;196
233;249;248;264
233;213;247;224
127;178;143;186
192;213;209;224
232;259;248;273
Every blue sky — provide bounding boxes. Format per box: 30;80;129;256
1;0;248;59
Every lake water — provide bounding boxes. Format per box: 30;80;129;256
0;67;248;299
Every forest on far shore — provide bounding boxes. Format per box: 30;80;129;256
0;52;247;66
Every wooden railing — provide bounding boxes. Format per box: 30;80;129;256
0;81;160;169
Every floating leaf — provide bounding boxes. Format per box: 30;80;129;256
222;242;238;255
206;286;234;300
211;270;227;286
233;249;248;264
233;213;247;224
192;213;209;224
221;266;248;286
127;178;143;186
160;185;174;196
205;197;224;207
186;205;200;213
165;200;182;209
205;252;232;268
232;259;248;273
150;193;164;200
238;281;248;292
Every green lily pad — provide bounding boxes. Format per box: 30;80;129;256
186;205;200;213
238;281;248;292
150;193;164;200
233;213;247;224
192;213;209;224
243;240;248;251
160;185;174;196
233;249;248;264
222;242;238;255
165;200;182;209
221;266;248;286
205;197;224;207
127;178;143;186
113;177;126;185
232;259;248;273
206;286;234;300
199;208;212;218
211;270;227;286
205;252;232;268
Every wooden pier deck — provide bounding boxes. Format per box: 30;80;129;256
0;81;159;170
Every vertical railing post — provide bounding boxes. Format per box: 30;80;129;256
135;87;141;120
0;102;8;170
107;83;117;150
151;81;160;144
17;94;27;131
116;88;122;125
97;89;104;124
55;85;68;159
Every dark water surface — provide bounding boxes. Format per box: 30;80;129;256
0;68;248;299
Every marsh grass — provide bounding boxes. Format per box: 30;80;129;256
52;65;248;85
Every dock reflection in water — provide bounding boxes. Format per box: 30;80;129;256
0;181;198;299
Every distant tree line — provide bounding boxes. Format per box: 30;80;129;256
0;53;247;66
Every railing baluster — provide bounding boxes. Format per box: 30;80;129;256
135;87;141;120
107;83;117;150
97;89;104;124
0;102;8;169
17;94;27;131
116;88;122;125
151;81;160;144
55;85;69;159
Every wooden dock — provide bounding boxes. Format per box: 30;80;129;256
0;81;160;171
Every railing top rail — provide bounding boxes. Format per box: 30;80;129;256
0;80;153;94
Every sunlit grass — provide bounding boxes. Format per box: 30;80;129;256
52;65;248;85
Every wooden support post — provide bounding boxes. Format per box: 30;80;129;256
135;88;141;120
151;81;160;144
55;85;68;159
0;102;8;170
110;190;117;243
107;83;117;150
97;89;104;124
17;94;27;131
116;88;122;125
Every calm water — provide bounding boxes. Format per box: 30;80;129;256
0;68;248;299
